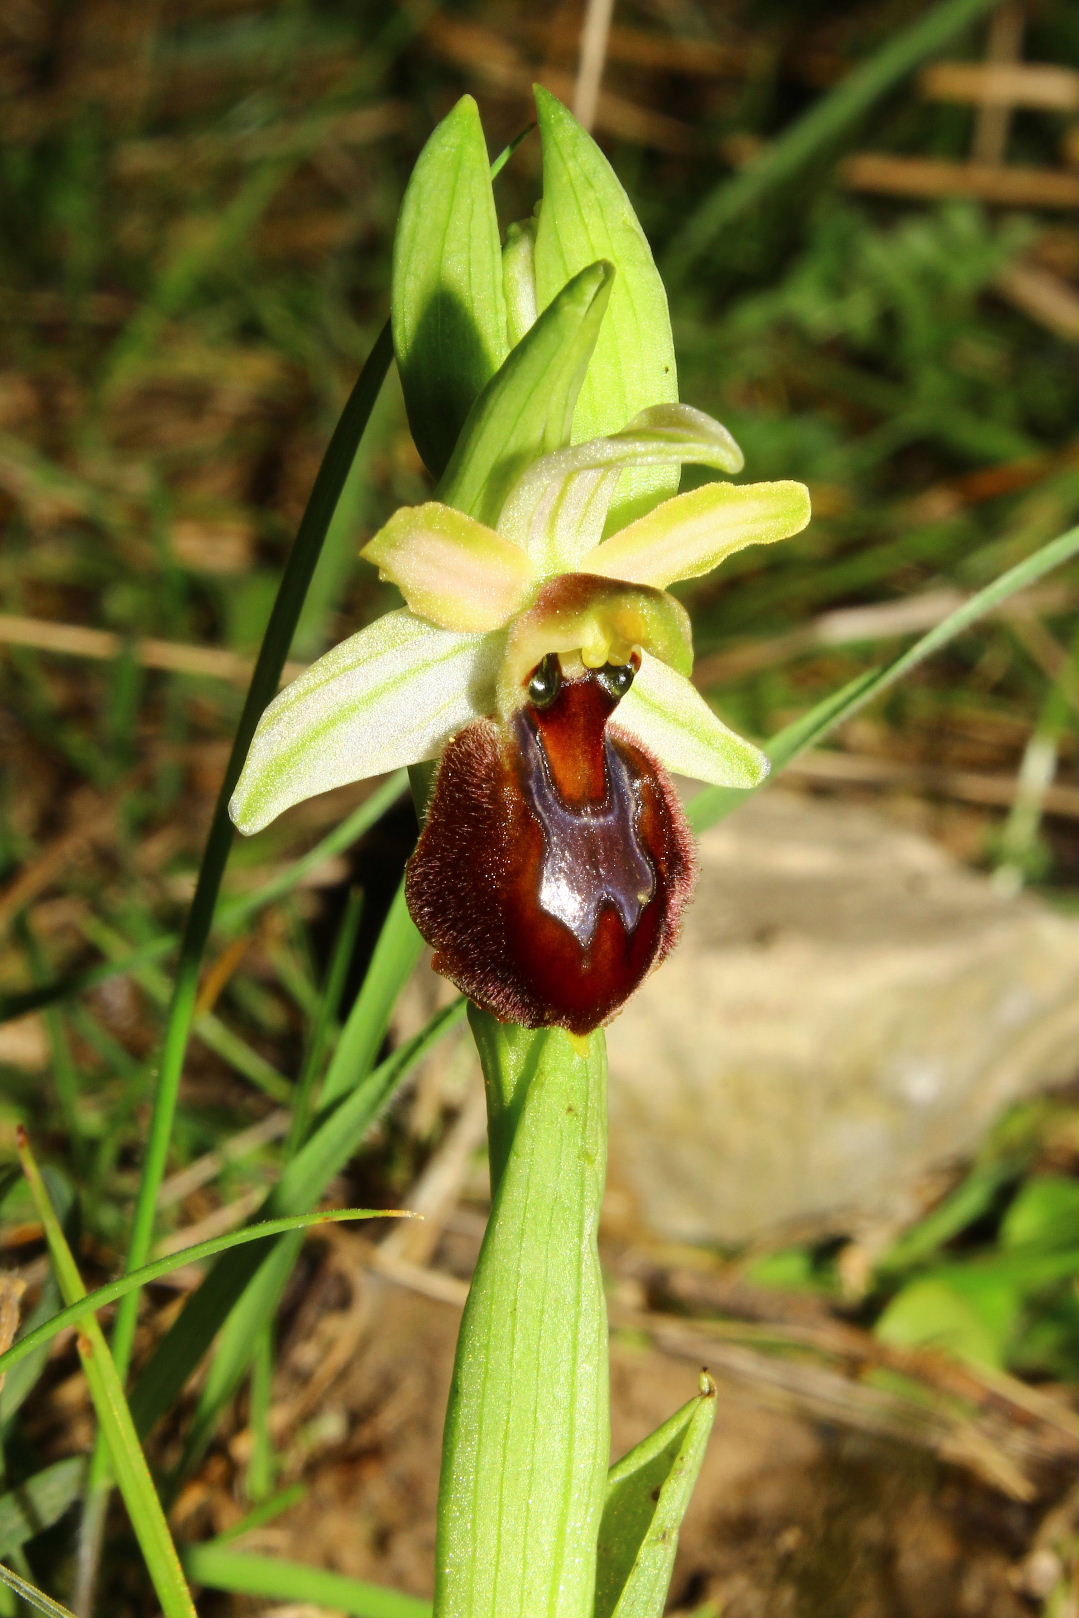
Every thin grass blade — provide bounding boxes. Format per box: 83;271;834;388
690;524;1079;832
0;1208;408;1387
664;0;1003;280
185;1543;431;1617
129;1000;466;1445
0;1458;85;1559
16;1132;197;1618
0;1563;78;1618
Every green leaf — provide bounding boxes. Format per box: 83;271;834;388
503;217;538;346
595;1376;716;1618
392;95;508;477
533;88;677;532
186;1543;431;1617
875;1276;1012;1370
0;1457;85;1558
1000;1176;1079;1253
439;260;614;527
434;1018;609;1618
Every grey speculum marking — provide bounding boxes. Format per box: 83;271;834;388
513;712;656;948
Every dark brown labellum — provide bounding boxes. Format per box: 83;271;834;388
405;661;696;1035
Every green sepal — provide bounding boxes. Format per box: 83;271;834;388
533;87;677;533
392;95;509;477
439;260;614;527
594;1375;717;1618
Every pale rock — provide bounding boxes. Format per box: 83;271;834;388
604;789;1078;1244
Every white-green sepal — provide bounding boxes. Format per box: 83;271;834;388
230;611;492;834
617;653;769;789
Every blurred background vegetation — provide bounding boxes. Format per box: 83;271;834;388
0;0;1076;1614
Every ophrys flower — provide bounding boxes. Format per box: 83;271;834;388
230;402;809;1032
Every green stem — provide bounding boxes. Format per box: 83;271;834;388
434;1011;610;1618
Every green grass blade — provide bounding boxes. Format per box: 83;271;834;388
16;1133;197;1618
595;1376;716;1618
128;999;466;1443
664;0;1002;280
690;524;1079;833
289;885;365;1145
185;1543;431;1617
180;1234;303;1477
75;321;394;1606
0;1208;407;1387
212;1482;306;1544
176;981;461;1471
0;1563;77;1618
319;877;422;1109
78;915;292;1103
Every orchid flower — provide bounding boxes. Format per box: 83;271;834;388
230;401;809;1033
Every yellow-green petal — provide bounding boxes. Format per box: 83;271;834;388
615;653;769;789
230;610;495;834
362;503;536;632
588;479;811;588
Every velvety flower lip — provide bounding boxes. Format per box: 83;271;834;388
229;401;811;836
